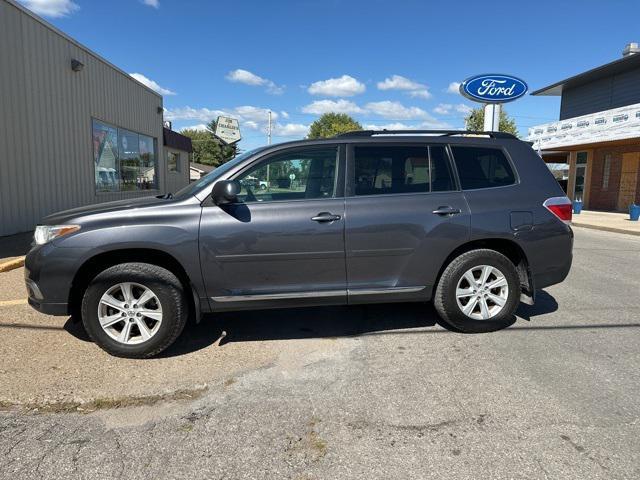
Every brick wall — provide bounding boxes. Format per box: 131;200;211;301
588;145;640;211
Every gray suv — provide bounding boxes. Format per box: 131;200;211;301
25;130;573;358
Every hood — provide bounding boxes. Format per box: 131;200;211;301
41;195;167;225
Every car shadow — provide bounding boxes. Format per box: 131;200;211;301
161;302;439;357
516;290;559;321
61;290;562;358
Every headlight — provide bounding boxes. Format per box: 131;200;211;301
34;225;81;245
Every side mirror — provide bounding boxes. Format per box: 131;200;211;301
211;180;241;205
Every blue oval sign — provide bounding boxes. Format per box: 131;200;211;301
460;74;528;103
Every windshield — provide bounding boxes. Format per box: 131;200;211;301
173;147;267;200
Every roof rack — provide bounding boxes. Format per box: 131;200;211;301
335;129;518;139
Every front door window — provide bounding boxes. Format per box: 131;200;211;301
234;147;338;202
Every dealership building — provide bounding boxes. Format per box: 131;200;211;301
528;43;640;212
0;0;192;237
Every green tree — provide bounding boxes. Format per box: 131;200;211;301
464;106;519;137
180;120;236;166
307;113;362;139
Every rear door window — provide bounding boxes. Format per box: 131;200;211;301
450;146;516;190
353;145;455;196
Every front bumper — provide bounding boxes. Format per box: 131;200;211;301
24;243;90;317
27;297;69;315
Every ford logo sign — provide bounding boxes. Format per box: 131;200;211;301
460;74;528;103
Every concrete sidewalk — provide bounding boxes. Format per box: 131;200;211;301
572;209;640;236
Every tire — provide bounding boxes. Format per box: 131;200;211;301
434;249;519;333
81;262;188;358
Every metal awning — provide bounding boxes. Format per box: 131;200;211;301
531;53;640;96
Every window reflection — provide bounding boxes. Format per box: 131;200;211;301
93;119;157;192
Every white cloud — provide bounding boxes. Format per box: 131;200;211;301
226;69;284;94
165;107;223;122
165;105;278;123
419;118;452;129
433;103;453;115
377;75;431;99
377;75;425;91
18;0;79;17
408;90;432;99
363;122;415;131
226;69;265;86
364;101;430;120
142;0;159;7
302;99;365;115
129;73;176;96
180;124;208;132
308;75;365;97
170;107;306;141
446;82;461;94
243;121;260;130
234;106;279;124
432;103;472;115
363;119;452;130
301;99;449;125
455;103;472;115
273;123;309;137
280;111;290;119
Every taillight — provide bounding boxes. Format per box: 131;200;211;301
543;196;572;225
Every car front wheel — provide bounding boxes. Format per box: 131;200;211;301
81;262;188;358
434;249;520;333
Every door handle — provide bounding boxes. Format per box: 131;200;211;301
311;212;342;222
432;206;461;216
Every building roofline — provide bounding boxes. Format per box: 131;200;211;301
531;52;640;96
4;0;162;99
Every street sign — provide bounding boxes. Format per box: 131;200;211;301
459;74;528;104
214;116;241;145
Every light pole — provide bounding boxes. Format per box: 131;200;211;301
266;110;272;190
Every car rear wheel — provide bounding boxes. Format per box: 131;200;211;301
81;262;188;358
434;249;519;333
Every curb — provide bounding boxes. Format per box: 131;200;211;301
0;256;25;273
572;223;640;237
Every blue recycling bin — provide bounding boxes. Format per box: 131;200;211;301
572;200;583;214
630;204;640;221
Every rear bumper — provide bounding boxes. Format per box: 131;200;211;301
533;250;573;289
531;226;574;289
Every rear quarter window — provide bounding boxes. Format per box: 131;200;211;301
451;146;516;190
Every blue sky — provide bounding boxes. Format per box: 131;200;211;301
18;0;640;150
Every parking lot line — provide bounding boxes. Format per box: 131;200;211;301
0;298;28;307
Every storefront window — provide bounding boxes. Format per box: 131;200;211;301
168;152;180;173
602;154;611;190
93;120;119;192
574;152;588;201
93;119;157;192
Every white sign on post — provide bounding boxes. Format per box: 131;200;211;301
214;116;241;145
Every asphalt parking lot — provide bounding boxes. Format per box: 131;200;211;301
1;227;639;479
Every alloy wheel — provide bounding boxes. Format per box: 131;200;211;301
97;282;163;345
455;265;509;320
